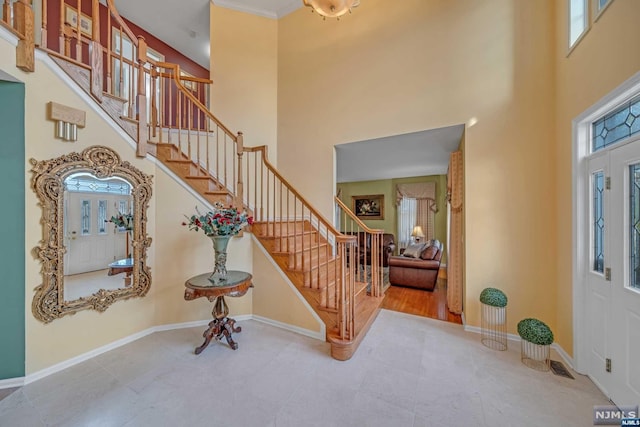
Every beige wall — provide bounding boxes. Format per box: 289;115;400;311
210;5;278;161
153;172;253;325
278;0;557;337
554;0;640;355
252;243;322;334
13;0;640;374
15;56;157;373
2;43;255;373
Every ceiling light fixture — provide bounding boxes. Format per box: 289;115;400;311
302;0;360;20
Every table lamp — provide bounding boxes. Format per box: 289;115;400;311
411;226;425;243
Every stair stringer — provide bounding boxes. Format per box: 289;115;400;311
252;234;326;341
48;55;138;141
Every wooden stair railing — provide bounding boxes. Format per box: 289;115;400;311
334;196;386;298
21;0;385;360
147;61;242;208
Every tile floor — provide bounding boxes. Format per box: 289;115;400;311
0;310;609;426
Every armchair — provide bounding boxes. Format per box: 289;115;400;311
389;240;443;291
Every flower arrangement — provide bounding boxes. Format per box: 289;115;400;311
183;203;253;236
108;212;134;230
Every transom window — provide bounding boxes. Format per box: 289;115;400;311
65;173;131;195
592;94;640;153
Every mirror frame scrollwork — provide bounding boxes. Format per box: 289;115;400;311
31;145;153;323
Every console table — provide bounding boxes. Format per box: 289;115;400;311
107;257;134;286
184;271;252;354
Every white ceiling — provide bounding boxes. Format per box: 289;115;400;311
335;125;464;183
112;0;302;69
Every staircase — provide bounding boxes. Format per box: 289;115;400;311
6;0;389;360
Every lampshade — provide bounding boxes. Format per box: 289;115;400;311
411;226;425;238
302;0;360;19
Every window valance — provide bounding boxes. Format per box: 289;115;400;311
396;182;437;212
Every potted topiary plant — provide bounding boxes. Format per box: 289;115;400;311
480;287;507;325
518;318;554;363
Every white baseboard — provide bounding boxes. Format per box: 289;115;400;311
0;314;313;390
24;327;156;386
463;324;574;370
0;376;24;389
252;315;324;341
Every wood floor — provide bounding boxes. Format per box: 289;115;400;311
382;277;463;325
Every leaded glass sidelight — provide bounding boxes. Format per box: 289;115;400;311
81;200;90;235
593;171;605;273
630;164;640;289
98;200;107;234
592;95;640;152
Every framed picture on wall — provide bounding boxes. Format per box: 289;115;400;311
352;194;384;220
65;5;93;37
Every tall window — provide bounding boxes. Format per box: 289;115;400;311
595;0;612;18
397;198;417;249
569;0;588;49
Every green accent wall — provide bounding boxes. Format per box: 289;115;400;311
0;79;25;379
337;175;448;260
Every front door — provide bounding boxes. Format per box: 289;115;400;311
608;138;640;406
586;137;640;406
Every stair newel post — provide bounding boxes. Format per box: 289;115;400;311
136;36;148;157
337;238;346;340
88;0;102;102
235;132;244;210
14;0;34;72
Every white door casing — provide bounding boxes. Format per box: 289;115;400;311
574;71;640;404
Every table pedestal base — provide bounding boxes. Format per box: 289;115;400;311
184;271;252;355
194;295;242;354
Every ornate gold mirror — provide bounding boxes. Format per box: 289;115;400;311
31;146;153;323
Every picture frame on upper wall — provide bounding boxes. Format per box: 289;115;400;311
352;194;384;220
64;5;92;38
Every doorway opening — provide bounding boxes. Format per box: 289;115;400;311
334;125;464;324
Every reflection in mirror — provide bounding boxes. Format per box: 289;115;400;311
31;146;153;323
63;173;134;301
